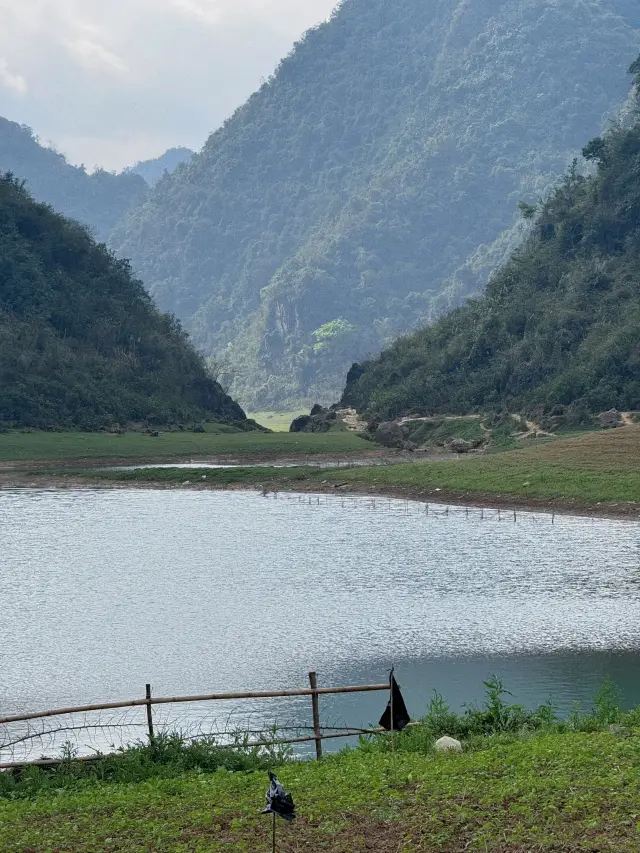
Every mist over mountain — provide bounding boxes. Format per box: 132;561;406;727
0;118;146;243
110;0;640;408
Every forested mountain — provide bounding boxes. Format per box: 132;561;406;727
129;148;195;186
112;0;640;408
341;58;640;424
0;118;146;242
0;174;246;429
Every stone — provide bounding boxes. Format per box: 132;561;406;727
435;736;462;753
598;409;621;429
290;415;312;433
310;403;328;417
374;421;406;448
609;724;632;737
450;438;474;454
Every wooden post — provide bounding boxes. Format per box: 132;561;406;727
272;811;276;853
145;683;155;746
308;671;323;760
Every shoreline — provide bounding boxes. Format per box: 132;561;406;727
2;468;638;521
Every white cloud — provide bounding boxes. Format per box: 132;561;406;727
0;0;337;169
0;59;28;96
65;38;129;76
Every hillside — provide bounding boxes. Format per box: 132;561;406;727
111;0;640;408
0;118;146;242
0;174;246;429
341;57;640;424
128;147;195;186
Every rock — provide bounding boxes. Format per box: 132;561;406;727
598;409;621;429
435;736;462;752
310;403;328;417
450;438;474;454
290;415;312;433
374;421;407;448
609;724;632;737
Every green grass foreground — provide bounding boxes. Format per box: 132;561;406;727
77;427;640;509
0;429;368;463
3;732;640;851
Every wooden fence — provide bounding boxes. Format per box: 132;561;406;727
0;673;392;769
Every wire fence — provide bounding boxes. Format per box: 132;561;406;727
0;676;391;769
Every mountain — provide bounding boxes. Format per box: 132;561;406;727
0;118;146;242
341;57;640;425
0;174;246;429
111;0;640;408
129;147;195;186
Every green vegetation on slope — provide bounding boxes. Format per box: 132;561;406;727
112;0;640;407
0;175;246;430
343;57;640;422
0;118;146;242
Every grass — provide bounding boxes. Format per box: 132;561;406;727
55;427;640;509
4;729;640;850
0;430;368;463
3;680;640;851
246;410;308;431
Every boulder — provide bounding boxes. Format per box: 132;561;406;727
450;438;474;454
290;415;312;433
435;736;462;752
374;421;407;448
598;409;621;429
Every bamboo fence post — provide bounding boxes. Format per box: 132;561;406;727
145;683;155;746
308;671;323;760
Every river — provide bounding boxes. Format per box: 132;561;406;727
1;488;639;760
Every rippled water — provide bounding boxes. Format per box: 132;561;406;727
1;489;639;758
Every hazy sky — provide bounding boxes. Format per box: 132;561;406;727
0;0;338;171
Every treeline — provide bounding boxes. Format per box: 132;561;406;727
342;58;640;423
0;175;246;429
0;118;146;242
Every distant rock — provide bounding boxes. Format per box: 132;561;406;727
374;421;407;448
598;409;621;429
450;438;474;454
435;736;462;752
289;405;337;433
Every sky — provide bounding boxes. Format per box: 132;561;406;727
0;0;338;171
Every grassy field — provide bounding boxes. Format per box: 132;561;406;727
0;429;368;463
246;410;307;431
71;427;640;509
3;731;640;851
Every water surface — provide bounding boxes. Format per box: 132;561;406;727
1;489;639;758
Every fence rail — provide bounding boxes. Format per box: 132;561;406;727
0;674;392;769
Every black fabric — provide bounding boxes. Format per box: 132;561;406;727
262;772;296;821
379;673;411;732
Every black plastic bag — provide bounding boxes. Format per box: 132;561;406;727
379;672;411;732
262;772;296;821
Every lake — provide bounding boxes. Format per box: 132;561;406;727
2;488;640;760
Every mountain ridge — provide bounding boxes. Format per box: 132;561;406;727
111;0;640;408
0;173;247;429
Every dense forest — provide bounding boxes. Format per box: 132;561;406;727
112;0;640;407
128;147;195;187
0;118;146;242
0;174;246;429
341;57;640;423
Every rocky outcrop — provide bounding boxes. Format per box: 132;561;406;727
597;409;621;429
290;405;338;433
